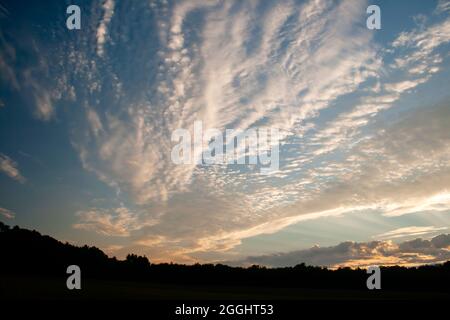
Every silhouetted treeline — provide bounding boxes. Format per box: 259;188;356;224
1;222;449;292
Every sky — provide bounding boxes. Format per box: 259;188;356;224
0;0;449;267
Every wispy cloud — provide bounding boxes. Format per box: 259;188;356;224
73;206;157;237
0;207;15;219
0;154;26;183
64;0;450;261
435;0;450;14
375;226;448;240
2;0;450;263
96;0;115;57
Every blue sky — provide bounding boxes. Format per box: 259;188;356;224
1;0;450;267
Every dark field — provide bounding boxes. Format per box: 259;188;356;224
2;222;450;304
2;274;449;301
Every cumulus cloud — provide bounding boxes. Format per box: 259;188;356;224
236;234;450;268
0;154;26;183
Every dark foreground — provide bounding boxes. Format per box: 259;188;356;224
1;222;449;318
1;275;448;319
2;274;450;301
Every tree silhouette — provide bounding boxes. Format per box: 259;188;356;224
1;221;449;296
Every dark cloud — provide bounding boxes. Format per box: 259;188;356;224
235;234;450;268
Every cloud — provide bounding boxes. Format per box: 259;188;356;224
71;0;380;208
61;1;450;262
235;234;450;268
1;27;76;121
380;193;450;217
86;108;104;137
4;0;450;263
375;226;449;240
0;207;15;219
384;78;429;93
304;13;450;162
0;3;10;18
435;0;450;14
193;100;450;253
73;206;158;237
0;29;19;90
33;90;54;121
0;154;26;183
96;0;115;57
391;16;450;75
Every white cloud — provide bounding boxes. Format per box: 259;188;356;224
391;17;450;74
380;193;450;217
96;0;115;57
185;102;450;254
0;154;26;183
86;108;104;137
375;226;448;240
435;0;450;14
73;206;157;237
14;0;449;262
33;90;54;121
384;78;429;93
68;1;450;261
